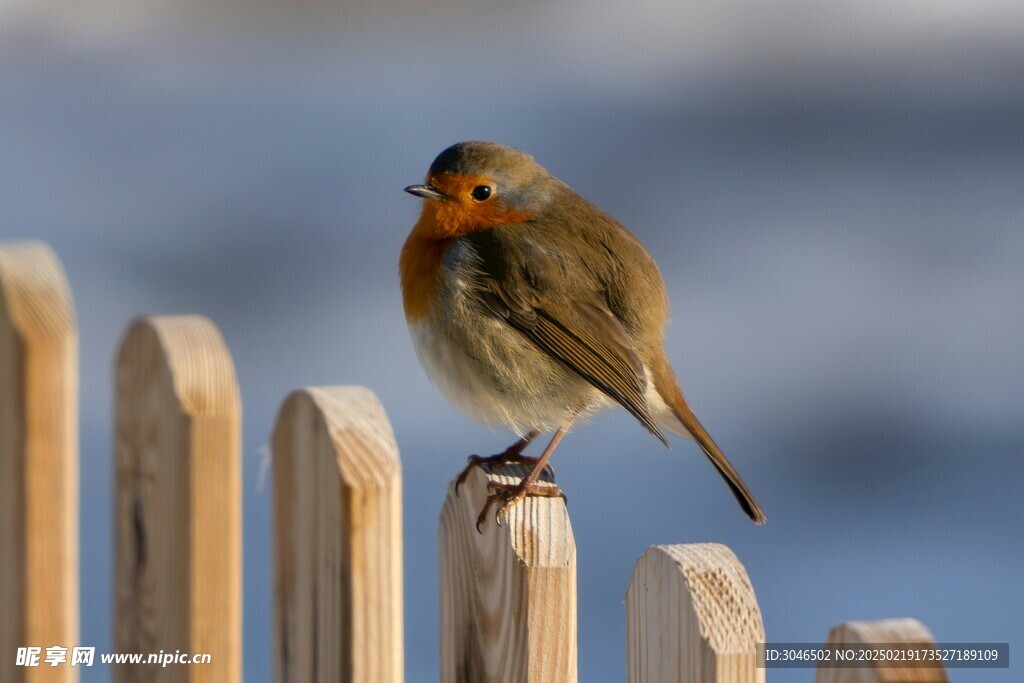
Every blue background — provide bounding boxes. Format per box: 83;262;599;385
2;1;1022;680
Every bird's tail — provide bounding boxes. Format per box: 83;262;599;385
650;358;767;525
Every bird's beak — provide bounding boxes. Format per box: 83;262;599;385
404;184;446;200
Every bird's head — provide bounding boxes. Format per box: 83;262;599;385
405;141;556;238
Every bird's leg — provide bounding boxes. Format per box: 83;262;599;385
455;430;543;494
476;420;572;532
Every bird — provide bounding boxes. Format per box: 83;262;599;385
400;141;765;529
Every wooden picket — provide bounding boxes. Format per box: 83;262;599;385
0;242;78;683
113;316;241;683
626;544;765;683
272;387;403;683
439;463;577;682
815;619;947;683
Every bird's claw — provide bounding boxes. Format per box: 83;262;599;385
454;451;554;497
474;480;566;533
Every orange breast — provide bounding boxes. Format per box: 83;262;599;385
399;213;448;321
400;174;535;321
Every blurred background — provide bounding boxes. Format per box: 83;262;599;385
2;0;1022;680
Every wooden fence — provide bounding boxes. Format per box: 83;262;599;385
0;241;951;682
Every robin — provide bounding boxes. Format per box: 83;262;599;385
401;141;765;529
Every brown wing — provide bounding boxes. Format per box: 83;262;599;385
466;230;668;444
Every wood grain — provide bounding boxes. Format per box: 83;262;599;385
439;463;577;683
626;543;765;683
272;386;403;683
815;618;948;683
0;242;79;683
114;316;241;683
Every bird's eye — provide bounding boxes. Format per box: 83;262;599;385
471;185;493;201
